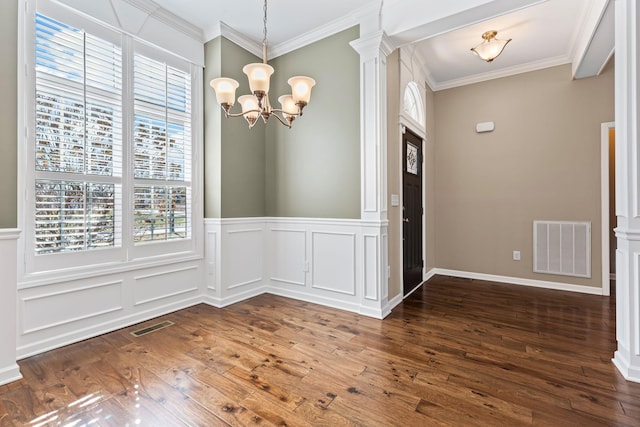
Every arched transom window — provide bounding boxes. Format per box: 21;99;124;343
403;81;425;127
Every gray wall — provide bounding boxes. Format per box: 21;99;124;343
0;0;17;228
204;37;266;218
265;26;361;218
434;63;614;288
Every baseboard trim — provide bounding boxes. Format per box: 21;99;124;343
613;352;640;383
388;292;403;311
424;268;437;282
432;268;605;295
268;287;365;317
0;364;22;386
203;286;269;309
404;282;424;299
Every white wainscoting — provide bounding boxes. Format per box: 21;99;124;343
11;217;389;370
17;259;204;358
203;218;390;318
0;229;21;386
202;219;268;307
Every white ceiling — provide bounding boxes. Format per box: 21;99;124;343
147;0;614;90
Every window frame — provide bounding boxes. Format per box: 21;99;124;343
19;0;203;280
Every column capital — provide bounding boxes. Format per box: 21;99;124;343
349;30;393;60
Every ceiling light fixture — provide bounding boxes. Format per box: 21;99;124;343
470;30;512;63
210;0;315;128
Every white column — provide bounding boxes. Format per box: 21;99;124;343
350;31;392;223
613;0;640;383
0;229;21;386
350;31;393;318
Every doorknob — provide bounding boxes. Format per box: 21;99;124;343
403;218;410;223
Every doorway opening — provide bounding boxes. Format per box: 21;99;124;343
601;122;615;296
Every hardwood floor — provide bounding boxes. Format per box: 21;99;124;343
1;275;639;426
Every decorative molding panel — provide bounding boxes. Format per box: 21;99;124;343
22;281;123;333
134;266;200;306
205;230;217;291
269;228;306;287
364;234;379;300
223;227;264;292
311;231;356;295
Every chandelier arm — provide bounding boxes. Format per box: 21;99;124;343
271;112;292;128
271;107;301;118
222;108;263;118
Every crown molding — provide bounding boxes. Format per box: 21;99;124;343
219;22;262;58
269;2;378;58
431;54;571;91
119;0;203;41
210;2;377;59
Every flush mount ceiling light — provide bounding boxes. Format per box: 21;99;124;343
210;0;315;128
470;30;512;62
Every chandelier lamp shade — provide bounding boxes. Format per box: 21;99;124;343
209;0;316;128
470;30;512;62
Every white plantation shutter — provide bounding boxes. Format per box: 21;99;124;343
34;14;122;254
28;9;197;271
133;52;191;243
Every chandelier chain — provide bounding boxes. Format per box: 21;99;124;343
263;0;268;49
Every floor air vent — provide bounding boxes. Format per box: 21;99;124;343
130;320;174;337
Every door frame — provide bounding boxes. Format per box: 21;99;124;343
399;121;426;298
601;121;615;296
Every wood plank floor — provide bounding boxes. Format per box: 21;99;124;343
1;275;639;426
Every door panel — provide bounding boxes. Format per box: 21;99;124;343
403;129;423;296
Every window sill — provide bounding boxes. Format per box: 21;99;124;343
18;250;204;290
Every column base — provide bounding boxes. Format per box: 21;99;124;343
0;363;22;386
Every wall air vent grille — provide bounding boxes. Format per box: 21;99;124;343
534;221;591;278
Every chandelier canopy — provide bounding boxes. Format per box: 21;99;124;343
210;0;316;128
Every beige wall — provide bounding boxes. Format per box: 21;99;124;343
434;63;614;288
425;83;436;273
0;0;17;228
265;27;360;218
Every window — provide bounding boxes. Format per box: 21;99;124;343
34;14;122;254
133;53;192;243
403;81;425;127
27;9;198;273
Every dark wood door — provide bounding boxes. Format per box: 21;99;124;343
403;128;423;296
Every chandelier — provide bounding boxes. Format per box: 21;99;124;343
209;0;316;128
470;30;512;63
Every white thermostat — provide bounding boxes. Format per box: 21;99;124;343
476;121;495;133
